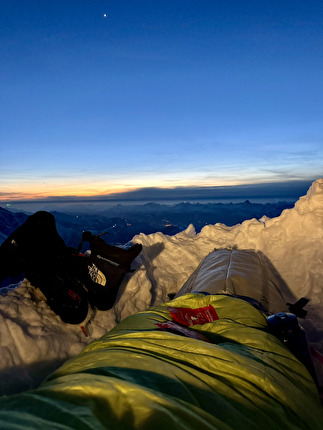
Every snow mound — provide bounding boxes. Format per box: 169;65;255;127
0;179;322;396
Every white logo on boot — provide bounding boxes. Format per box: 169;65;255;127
88;263;106;286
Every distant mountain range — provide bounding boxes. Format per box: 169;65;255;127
0;200;295;248
0;207;28;243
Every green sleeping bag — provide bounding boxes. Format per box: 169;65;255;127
0;294;322;429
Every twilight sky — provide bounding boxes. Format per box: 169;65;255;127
1;0;322;201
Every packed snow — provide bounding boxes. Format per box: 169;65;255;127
0;179;322;397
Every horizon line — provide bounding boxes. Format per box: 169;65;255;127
0;179;315;204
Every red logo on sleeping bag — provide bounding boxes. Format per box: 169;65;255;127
168;305;219;326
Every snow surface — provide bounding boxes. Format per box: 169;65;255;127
0;179;322;397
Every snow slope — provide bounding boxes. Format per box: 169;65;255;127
0;179;322;396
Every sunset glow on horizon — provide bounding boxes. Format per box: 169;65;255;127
1;165;318;202
0;175;316;203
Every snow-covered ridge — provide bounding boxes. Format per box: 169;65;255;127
0;179;322;396
133;178;323;307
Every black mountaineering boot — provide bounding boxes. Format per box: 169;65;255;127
90;238;142;272
0;211;89;324
77;233;143;310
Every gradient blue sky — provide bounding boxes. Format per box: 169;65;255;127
1;0;322;201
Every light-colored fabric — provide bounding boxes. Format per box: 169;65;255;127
175;248;289;314
0;293;322;429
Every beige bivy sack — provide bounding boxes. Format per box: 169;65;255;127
176;248;290;315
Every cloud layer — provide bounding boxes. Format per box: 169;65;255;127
0;180;314;204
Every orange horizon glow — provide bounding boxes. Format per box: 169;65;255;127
0;176;255;202
0;187;132;202
0;176;314;202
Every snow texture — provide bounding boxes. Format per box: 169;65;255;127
0;179;322;396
